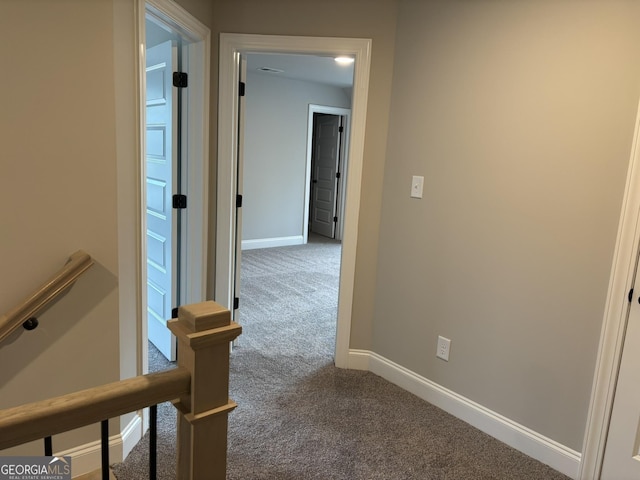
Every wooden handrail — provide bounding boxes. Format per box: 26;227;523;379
0;301;241;479
0;250;94;344
0;367;191;450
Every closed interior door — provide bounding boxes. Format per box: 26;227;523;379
311;113;342;238
145;39;177;361
601;269;640;478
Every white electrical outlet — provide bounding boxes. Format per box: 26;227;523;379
437;336;451;361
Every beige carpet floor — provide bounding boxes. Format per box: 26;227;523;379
113;236;570;480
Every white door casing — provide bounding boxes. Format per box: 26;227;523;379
600;267;640;478
579;98;640;478
145;1;210;309
110;0;209;457
138;0;211;373
216;34;371;368
311;114;342;239
145;39;177;361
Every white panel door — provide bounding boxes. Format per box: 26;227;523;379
234;56;246;328
601;273;640;479
146;40;177;361
311;114;341;238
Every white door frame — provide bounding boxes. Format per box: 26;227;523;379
216;33;371;368
305;105;351;243
138;0;210;372
579;97;640;478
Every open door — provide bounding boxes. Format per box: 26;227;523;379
233;56;247;327
145;39;177;361
139;1;210;372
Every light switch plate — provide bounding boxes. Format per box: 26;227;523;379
411;175;424;198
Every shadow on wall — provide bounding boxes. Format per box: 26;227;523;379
0;261;118;391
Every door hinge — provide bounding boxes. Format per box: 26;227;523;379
234;297;240;310
172;194;187;209
333;216;338;223
173;72;188;88
236;194;243;208
171;307;179;319
336;172;341;179
339;125;344;133
630;288;635;303
239;81;246;97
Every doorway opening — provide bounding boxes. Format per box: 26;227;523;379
215;34;372;368
236;55;352;355
144;14;182;362
140;1;210;368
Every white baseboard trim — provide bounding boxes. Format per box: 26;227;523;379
242;235;304;250
348;349;581;479
56;413;143;478
120;413;145;461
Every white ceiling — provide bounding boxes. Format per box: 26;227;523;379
246;53;355;88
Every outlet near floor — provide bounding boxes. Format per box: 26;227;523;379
437;335;451;361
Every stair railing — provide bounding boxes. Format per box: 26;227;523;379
0;250;94;344
0;301;241;480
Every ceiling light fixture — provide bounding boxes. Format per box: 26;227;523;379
334;56;354;65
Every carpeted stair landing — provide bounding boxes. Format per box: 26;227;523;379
113;238;570;480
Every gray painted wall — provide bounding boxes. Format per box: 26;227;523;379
373;0;640;451
0;0;123;454
242;70;351;244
